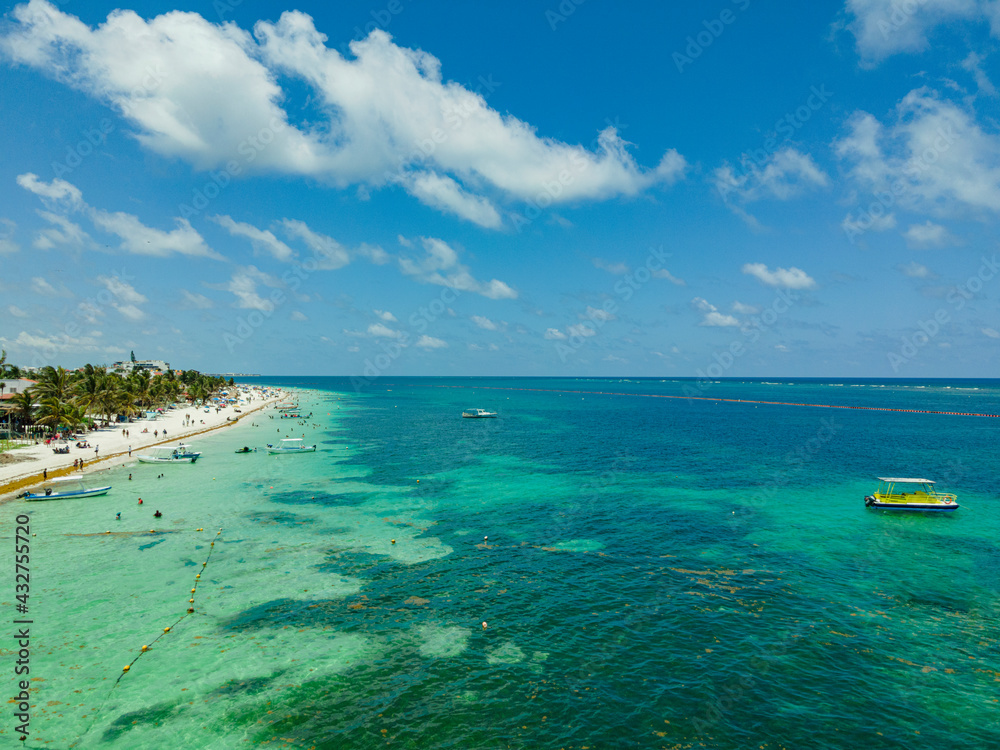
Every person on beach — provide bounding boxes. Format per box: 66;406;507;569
43;468;47;479
128;446;132;457
154;430;158;438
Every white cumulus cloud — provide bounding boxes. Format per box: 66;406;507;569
1;3;687;228
742;263;817;289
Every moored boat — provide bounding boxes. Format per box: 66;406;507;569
266;438;317;454
137;445;199;464
24;476;111;501
864;477;958;512
462;408;497;418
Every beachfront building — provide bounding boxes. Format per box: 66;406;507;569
0;378;36;438
0;378;37;396
110;353;170;376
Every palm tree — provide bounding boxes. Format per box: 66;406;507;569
9;392;36;435
35;396;75;432
31;366;73;403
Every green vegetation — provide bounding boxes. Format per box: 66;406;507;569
1;353;228;436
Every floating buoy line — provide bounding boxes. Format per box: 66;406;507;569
66;528;224;749
419;384;1000;418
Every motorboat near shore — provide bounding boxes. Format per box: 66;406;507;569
864;477;958;512
22;476;111;500
137;445;200;464
266;438;317;454
462;408;497;419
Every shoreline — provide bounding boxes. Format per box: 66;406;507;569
0;389;289;504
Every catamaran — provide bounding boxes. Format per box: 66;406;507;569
864;477;959;512
266;438;317;454
23;476;112;500
137;445;200;464
462;408;498;418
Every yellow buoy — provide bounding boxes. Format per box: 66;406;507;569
195;574;201;579
187;607;194;613
391;539;396;544
189;598;194;603
164;627;171;633
141;645;148;652
123;665;130;672
197;528;203;531
191;588;196;593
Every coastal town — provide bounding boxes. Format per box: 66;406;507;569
0;350;278;498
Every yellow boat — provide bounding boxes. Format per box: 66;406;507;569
864;477;958;512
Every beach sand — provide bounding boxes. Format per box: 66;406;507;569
0;385;288;501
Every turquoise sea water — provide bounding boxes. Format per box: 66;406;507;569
2;377;999;749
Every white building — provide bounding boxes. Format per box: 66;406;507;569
110;359;170;375
0;378;37;396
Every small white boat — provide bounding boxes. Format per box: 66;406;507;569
864;477;959;512
462;408;497;419
24;476;111;501
137;445;200;464
266;438;317;454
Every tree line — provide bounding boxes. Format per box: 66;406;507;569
1;352;232;435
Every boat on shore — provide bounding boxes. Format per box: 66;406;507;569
137;445;200;464
266;438;317;454
864;477;959;512
462;408;497;419
23;476;111;501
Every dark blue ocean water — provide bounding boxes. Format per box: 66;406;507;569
6;377;999;749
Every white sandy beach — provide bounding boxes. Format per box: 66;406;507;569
0;385;288;499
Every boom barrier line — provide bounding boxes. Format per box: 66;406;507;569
417;384;1000;418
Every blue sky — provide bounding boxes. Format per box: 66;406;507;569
1;0;998;377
